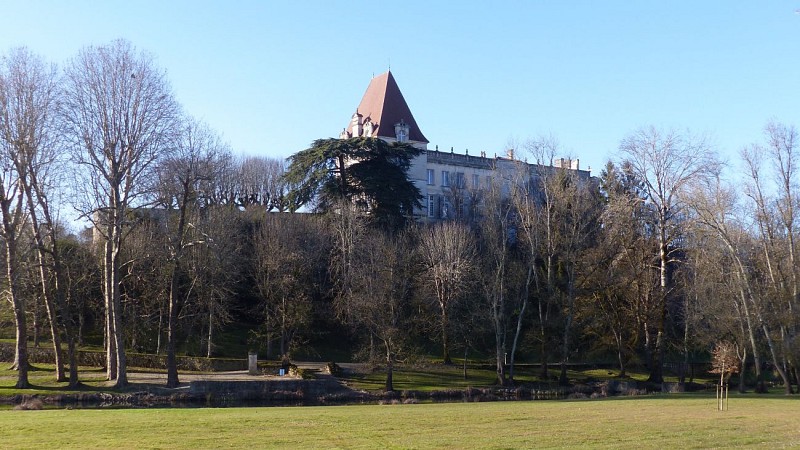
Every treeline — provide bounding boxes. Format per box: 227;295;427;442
0;40;297;389
1;40;799;394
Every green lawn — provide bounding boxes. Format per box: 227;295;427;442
0;360;717;397
341;364;714;392
1;397;798;449
0;364;113;395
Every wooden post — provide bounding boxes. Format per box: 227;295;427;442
718;361;725;411
724;383;729;411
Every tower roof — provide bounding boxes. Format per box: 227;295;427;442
347;71;428;143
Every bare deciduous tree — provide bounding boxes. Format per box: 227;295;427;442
476;169;517;386
515;137;558;380
155;117;227;387
329;200;367;327
0;120;29;388
62;39;180;387
186;206;240;359
350;229;416;392
237;156;288;211
688;173;768;391
253;213;324;359
419;221;476;365
740;122;799;393
589;161;653;377
0;47;82;386
619;127;714;383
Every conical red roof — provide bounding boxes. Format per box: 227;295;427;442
347;71;428;143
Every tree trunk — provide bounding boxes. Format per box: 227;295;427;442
67;334;79;388
280;300;288;358
32;299;40;348
37;259;66;382
539;329;549;379
266;326;273;360
463;345;469;380
613;329;627;377
509;266;532;384
56;252;80;388
495;311;506;386
648;239;668;384
25;183;67;382
104;238;117;381
680;293;691;384
78;310;84;347
542;254;553;381
642;319;651;369
761;323;793;394
9;244;29;388
5;230;28;388
207;310;214;358
559;272;576;386
441;307;451;365
110;241;128;388
166;265;180;388
385;348;394;392
12;297;29;389
649;329;665;384
727;246;764;393
156;304;163;354
738;350;747;394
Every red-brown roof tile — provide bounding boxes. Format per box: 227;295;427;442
346;71;429;143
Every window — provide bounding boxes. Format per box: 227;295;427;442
441;171;450;187
427;194;436;218
426;169;435;185
394;120;410;143
472;174;480;188
455;172;465;189
486;175;492;188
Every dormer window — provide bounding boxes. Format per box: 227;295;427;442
363;119;374;137
394;119;410;143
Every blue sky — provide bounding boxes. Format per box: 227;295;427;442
1;1;798;176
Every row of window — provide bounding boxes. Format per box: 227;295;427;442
426;169;489;189
426;194;469;219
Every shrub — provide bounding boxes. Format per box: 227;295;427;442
324;362;343;376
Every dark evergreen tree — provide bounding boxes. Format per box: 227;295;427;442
284;137;422;228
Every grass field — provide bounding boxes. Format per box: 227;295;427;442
340;364;714;392
1;396;798;449
0;361;715;396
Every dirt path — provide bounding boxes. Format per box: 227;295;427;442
121;361;356;389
